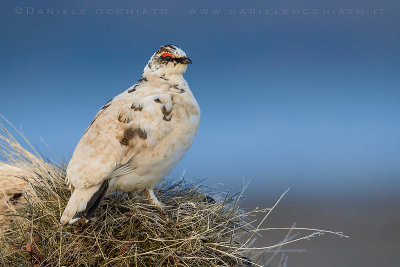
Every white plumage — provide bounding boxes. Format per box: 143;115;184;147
0;164;35;231
60;44;200;224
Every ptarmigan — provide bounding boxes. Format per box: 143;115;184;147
60;44;200;224
0;164;35;231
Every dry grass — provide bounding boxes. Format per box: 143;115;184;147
0;119;348;266
0;164;34;228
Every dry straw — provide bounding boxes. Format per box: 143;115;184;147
0;118;347;266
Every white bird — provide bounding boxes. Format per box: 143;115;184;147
60;44;200;224
0;164;35;231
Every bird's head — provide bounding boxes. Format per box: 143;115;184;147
143;44;192;77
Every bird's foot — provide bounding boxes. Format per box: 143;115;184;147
142;188;163;210
142;188;172;220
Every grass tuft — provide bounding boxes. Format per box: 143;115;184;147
0;119;347;266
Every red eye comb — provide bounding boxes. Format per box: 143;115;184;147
161;52;174;58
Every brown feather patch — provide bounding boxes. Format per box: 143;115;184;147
137;128;147;139
118;114;130;123
120;128;147;146
120;128;136;146
161;106;171;116
172;84;185;94
131;103;143;111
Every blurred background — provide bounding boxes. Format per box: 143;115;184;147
1;0;399;266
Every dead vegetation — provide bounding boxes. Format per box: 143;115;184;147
0;120;347;266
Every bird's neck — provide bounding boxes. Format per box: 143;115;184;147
143;72;186;85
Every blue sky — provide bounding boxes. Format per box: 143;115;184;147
1;0;399;198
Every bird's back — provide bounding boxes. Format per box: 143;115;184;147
67;75;200;191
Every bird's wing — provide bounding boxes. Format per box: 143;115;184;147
67;91;174;188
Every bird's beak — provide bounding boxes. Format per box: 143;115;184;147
181;57;192;64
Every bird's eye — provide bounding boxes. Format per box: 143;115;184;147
161;52;174;61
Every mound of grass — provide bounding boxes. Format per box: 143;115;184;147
0;120;347;266
2;175;251;265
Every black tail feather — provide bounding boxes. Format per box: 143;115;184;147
72;180;109;221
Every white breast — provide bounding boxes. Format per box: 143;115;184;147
111;81;200;192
